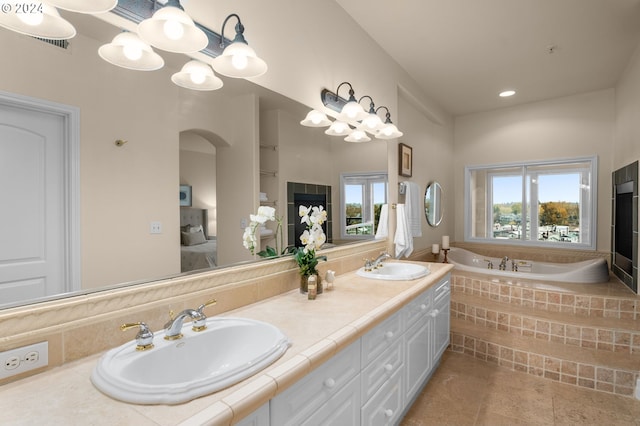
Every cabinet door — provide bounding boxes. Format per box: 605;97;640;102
270;341;361;426
361;367;403;426
432;290;450;362
301;375;360;426
235;402;269;426
404;316;431;403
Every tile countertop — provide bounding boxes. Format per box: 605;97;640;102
0;262;453;426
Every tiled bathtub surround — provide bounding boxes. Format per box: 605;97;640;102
449;332;638;396
450;272;640;398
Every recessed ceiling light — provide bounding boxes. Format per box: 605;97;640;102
499;90;516;97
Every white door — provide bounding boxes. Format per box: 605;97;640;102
0;97;74;306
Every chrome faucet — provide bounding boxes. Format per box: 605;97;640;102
164;299;217;340
372;251;391;268
499;256;509;271
511;259;518;272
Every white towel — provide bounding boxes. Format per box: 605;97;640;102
394;204;413;258
375;204;389;239
403;181;422;237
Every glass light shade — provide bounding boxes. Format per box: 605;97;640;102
211;42;267;78
376;123;403;139
344;129;371;143
337;100;367;122
300;110;331;127
98;32;164;71
324;120;351;136
46;0;117;13
0;4;76;39
137;6;208;53
360;112;384;132
171;60;223;91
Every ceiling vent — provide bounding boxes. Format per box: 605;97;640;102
33;37;70;50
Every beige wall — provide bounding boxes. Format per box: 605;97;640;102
615;40;640;169
453;89;616;252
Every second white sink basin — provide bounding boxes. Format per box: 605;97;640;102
91;317;290;405
356;262;430;281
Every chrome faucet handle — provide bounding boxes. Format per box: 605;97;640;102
193;298;217;332
121;322;154;351
363;258;373;271
484;259;493;269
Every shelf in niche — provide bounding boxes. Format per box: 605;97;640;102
260;200;277;206
260;170;277;177
260;144;278;151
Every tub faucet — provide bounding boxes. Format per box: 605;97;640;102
372;251;391;268
511;259;518;272
499;256;509;271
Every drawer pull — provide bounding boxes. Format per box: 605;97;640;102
384;409;394;418
323;378;336;389
384;363;393;372
385;331;394;339
429;309;440;318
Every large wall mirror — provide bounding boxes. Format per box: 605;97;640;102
0;11;389;310
425;181;443;227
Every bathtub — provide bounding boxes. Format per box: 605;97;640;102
447;247;610;283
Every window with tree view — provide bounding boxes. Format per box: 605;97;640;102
465;158;597;249
341;173;387;238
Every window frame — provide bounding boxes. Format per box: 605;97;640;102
340;171;388;240
464;156;598;250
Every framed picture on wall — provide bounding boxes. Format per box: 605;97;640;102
399;143;413;177
179;185;192;207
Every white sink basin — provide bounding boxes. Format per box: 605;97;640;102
356;262;430;281
91;317;290;405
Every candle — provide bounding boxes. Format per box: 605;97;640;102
442;235;450;249
432;243;440;254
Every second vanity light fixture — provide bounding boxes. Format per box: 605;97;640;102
300;82;403;142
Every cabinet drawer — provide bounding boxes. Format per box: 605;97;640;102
270;340;361;426
361;342;404;403
433;278;450;302
361;310;402;367
361;367;404;426
404;288;432;329
301;375;361;426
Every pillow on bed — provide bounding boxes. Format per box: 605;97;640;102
182;229;207;246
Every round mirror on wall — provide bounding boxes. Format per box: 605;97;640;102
425;181;443;227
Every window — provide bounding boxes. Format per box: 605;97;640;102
464;157;597;249
340;172;388;239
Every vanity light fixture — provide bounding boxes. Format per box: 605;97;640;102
300;110;331;127
331;82;367;122
324;120;352;136
211;14;267;78
46;0;117;14
98;32;164;71
358;95;384;132
344;128;371;143
375;106;403;139
171;60;223;91
137;0;208;54
0;3;76;39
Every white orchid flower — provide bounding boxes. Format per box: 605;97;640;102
257;206;276;221
299;205;311;217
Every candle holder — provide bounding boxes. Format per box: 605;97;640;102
442;248;450;263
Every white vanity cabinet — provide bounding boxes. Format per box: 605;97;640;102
235;402;269;426
267;273;451;426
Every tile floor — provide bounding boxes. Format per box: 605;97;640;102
401;351;640;425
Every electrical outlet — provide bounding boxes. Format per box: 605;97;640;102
0;342;48;380
150;221;162;234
